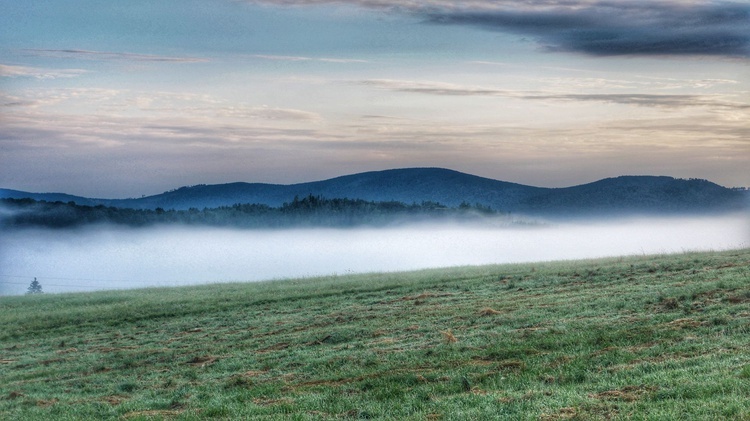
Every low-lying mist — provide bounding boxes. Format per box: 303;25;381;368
1;214;747;295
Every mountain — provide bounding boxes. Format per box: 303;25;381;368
2;168;747;218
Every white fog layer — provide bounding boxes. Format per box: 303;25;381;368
1;215;748;295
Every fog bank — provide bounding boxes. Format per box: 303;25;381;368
1;215;747;295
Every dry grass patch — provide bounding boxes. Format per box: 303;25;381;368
727;293;750;304
35;398;58;407
589;385;657;402
539;406;577;420
478;307;502;316
94;346;139;353
665;318;703;328
101;395;126;406
185;355;219;367
123;409;183;419
252;397;294;406
257;342;291;353
440;330;458;343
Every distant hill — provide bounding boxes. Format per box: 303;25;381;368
1;168;747;218
0;189;98;206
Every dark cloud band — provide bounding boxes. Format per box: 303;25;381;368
242;0;750;58
426;2;750;57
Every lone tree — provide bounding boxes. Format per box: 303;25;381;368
27;278;43;295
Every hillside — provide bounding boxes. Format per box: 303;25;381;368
524;176;747;216
1;168;747;217
1;249;749;419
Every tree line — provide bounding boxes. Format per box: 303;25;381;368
0;195;502;229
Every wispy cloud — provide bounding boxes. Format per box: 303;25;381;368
0;64;88;79
530;93;750;111
358;79;750;111
0;94;39;108
251;54;368;63
23;49;208;63
241;0;750;58
2;88;321;123
4;104;747;193
358;79;518;96
539;77;740;91
218;105;321;121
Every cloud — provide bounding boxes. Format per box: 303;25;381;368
1;88;322;124
430;1;750;58
539;76;740;91
241;0;750;58
0;64;88;79
426;2;750;57
530;93;750;111
358;79;517;96
2;94;748;195
358;79;750;111
23;49;208;63
251;54;368;63
248;106;321;121
0;93;44;108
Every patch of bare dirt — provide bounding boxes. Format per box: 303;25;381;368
6;391;25;400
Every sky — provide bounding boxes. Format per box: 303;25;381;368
1;0;749;198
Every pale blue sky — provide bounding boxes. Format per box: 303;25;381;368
1;0;749;197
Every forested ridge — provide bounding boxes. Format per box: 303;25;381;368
3;169;746;217
0;195;500;229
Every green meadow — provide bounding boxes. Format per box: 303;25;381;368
1;248;749;420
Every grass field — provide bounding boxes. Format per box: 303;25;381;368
1;248;749;420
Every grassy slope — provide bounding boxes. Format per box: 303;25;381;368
1;249;749;420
